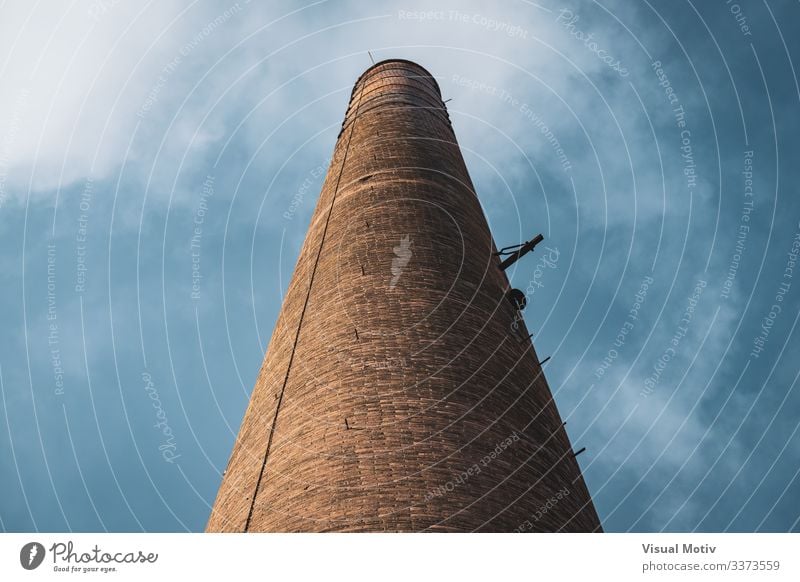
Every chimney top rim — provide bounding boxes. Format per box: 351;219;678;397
353;59;441;96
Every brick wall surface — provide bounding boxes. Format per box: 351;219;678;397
206;60;602;532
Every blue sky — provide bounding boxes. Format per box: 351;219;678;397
1;0;798;532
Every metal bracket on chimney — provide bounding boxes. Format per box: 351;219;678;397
495;233;544;271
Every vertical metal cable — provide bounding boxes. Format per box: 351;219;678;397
243;77;370;531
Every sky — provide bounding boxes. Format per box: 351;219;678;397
0;0;798;532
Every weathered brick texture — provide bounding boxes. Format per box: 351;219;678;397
207;60;602;532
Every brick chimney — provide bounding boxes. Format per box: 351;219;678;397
207;59;602;532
